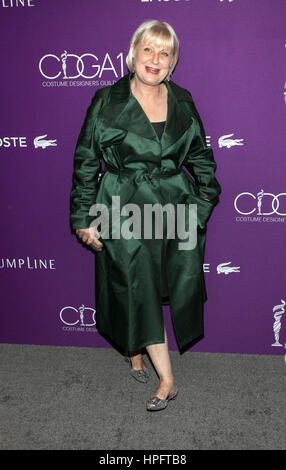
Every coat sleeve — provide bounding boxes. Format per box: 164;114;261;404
69;89;104;232
183;93;221;205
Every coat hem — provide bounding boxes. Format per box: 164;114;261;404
122;338;166;353
96;327;165;353
131;339;166;351
177;330;204;351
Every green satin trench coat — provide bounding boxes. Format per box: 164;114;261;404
70;71;221;352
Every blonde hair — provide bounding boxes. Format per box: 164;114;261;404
126;20;179;81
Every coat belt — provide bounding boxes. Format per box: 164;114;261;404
103;162;182;177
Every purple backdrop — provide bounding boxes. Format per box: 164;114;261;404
1;0;285;355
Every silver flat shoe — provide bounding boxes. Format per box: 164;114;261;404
146;386;178;411
124;353;150;383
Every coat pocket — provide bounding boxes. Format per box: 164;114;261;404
186;193;214;230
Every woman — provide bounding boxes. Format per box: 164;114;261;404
70;20;221;411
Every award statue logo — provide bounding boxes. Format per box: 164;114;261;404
271;300;285;348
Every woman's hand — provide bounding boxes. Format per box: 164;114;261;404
75;226;103;252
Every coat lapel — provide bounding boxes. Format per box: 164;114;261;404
101;72;194;152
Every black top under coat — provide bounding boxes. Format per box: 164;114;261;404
150;121;166;140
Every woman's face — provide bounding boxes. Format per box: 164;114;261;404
132;38;173;86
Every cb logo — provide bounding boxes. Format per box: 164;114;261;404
234;191;286;216
60;304;96;326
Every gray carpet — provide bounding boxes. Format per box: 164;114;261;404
0;343;285;450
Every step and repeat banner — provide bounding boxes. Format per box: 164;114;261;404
1;0;285;355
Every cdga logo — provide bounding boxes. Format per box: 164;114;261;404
39;51;125;79
234;190;286;216
60;304;97;331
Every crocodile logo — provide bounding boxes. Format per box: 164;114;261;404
218;133;244;149
34;134;57;149
217;262;240;274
